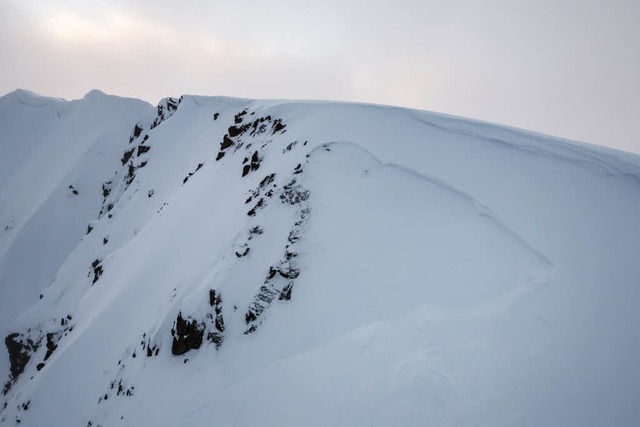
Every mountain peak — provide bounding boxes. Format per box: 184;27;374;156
0;91;639;427
83;88;107;98
1;89;65;107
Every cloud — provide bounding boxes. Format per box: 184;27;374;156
44;13;124;43
1;0;639;153
1;5;352;105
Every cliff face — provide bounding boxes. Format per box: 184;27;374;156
1;90;639;427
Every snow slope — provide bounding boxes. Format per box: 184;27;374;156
0;90;639;426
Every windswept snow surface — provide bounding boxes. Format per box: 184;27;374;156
0;90;639;426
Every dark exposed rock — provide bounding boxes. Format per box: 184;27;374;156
288;207;311;244
136;145;151;156
143;337;160;357
150;97;180;129
171;313;204;356
102;183;111;199
245;311;257;324
216;135;236;161
280;179;310;205
272;119;286;134
213;113;219;120
91;259;103;285
249;226;264;238
243;187;310;334
167;98;178;110
283;141;298;153
278;267;299;280
235;245;250;257
125;163;136;185
183;163;205;184
44;331;61;361
245;173;276;203
234;109;248;124
121;149;135;166
244;284;281;334
130;124;143;142
206;290;225;349
259;173;276;188
3;333;39;395
215;317;224;333
207;332;224;348
250;151;260;171
210;291;224;329
247;198;265;216
221;135;234;150
242;152;261;177
265;263;299;282
279;283;293;301
209;290;220;308
227;125;250;138
36;363;44;371
249;116;270;137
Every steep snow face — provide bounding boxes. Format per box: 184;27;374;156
0;90;154;333
0;92;639;427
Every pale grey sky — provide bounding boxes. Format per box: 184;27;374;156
1;0;638;153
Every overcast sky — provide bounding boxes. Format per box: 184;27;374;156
1;0;638;153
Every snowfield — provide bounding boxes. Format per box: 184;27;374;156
0;89;639;426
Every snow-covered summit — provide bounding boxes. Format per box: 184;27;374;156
1;90;639;426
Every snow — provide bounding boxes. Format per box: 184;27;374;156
0;90;639;426
0;89;154;331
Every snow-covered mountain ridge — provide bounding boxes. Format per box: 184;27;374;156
1;89;639;426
